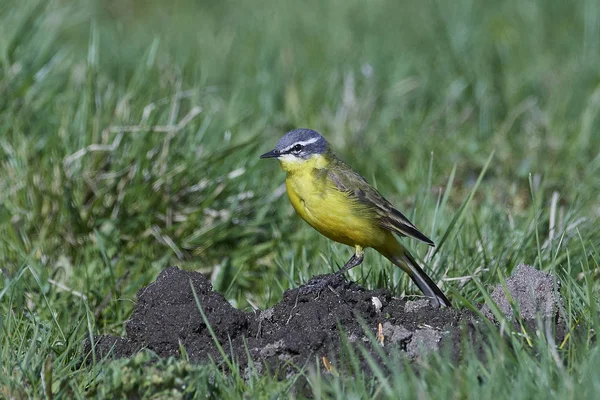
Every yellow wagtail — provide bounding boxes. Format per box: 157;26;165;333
260;128;451;308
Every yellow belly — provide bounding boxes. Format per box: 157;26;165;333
285;171;389;249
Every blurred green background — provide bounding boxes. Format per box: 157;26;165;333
1;0;599;397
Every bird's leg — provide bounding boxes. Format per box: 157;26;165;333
300;246;364;294
333;245;364;277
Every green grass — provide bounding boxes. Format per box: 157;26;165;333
1;0;599;397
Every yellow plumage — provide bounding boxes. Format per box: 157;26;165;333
282;154;393;252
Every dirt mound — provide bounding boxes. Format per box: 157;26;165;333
482;264;564;322
481;263;565;338
89;265;564;372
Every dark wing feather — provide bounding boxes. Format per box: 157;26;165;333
324;158;435;247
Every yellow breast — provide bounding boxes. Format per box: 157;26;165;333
281;155;389;249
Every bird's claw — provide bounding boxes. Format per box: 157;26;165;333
299;274;345;296
299;279;328;296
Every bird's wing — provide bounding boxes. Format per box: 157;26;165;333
322;160;435;247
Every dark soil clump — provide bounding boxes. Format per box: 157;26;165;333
89;264;564;372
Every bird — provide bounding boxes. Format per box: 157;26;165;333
260;128;451;308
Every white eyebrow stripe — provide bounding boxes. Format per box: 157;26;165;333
281;137;320;152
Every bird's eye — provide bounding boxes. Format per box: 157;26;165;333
292;144;303;152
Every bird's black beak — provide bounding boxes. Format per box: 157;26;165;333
259;149;279;159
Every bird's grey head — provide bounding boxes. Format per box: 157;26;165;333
259;129;328;160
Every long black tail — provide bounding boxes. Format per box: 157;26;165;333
391;250;451;308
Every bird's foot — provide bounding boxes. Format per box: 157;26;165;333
299;274;345;296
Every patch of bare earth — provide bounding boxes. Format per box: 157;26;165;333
89;264;564;372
